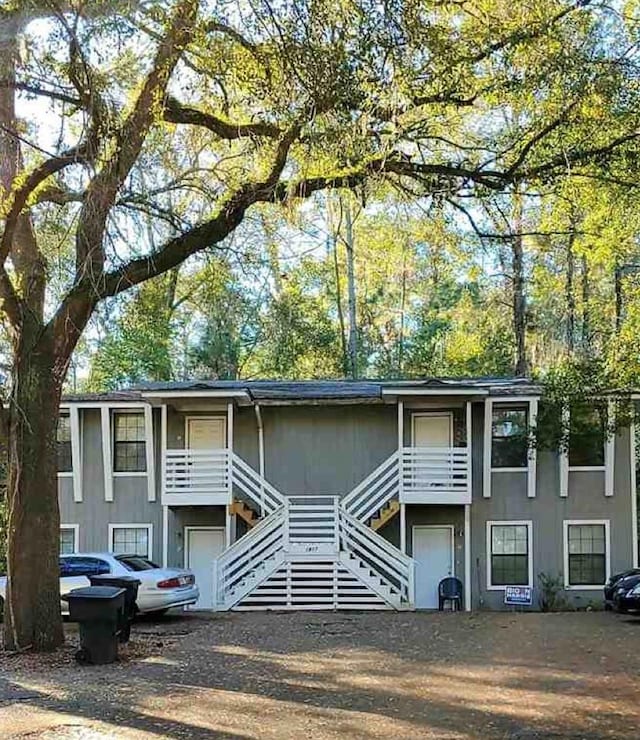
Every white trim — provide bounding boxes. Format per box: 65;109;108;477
60;402;149;410
57;472;73;478
491;467;528;473
464;504;471;611
162;505;169;569
397;400;404;504
560;406;570;497
113;471;148;478
145;405;156;502
631;419;638;568
60;524;80;553
486;520;533;590
161;404;168;505
228;403;234;504
108;523;153;559
185;415;227;448
142;390;249;399
527;398;538;499
382;388;488;396
466;400;472;502
605;399;615;497
483;399;492;498
70;406;82;502
101;407;113;502
562;519;611;590
227;403;234;451
411;411;453;447
400;503;406;554
568;466;606;472
487;395;540;404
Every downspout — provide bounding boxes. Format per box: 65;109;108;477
255;403;265;515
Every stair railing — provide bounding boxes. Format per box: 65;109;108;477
339;509;414;605
214;506;285;608
341;450;400;523
230;452;285;516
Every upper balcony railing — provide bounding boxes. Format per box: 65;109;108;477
400;446;470;504
164;448;230;505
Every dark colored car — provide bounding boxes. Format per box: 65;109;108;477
604;569;640;609
617;579;640;613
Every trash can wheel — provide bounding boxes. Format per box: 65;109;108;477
75;647;90;665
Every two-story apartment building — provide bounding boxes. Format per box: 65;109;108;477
56;377;639;611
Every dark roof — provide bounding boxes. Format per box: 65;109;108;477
61;376;540;404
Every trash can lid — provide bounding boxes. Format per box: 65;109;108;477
89;575;141;585
63;586;125;600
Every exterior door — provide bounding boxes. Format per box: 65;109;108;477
187;417;226;449
186;528;226;608
413;413;452;447
413;526;454;608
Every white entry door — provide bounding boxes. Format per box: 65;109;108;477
186;528;226;609
413;526;454;609
413;414;452;447
187;417;226;449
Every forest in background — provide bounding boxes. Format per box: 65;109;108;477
81;180;640;391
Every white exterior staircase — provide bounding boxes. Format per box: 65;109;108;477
212;451;415;611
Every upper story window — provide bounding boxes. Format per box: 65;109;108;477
113;413;146;473
57;414;72;473
568;404;605;468
491;406;528;468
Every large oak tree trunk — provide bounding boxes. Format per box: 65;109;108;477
4;328;64;651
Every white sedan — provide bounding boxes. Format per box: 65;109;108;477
0;553;200;616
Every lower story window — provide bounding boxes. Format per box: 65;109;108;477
565;521;609;587
488;521;532;588
110;524;152;558
60;526;78;555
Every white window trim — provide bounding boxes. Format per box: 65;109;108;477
108;523;153;559
491;467;528;474
563;519;611;590
486;520;533;591
109;412;150;492
60;524;80;553
568;465;606;472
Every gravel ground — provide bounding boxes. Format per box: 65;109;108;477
0;610;638;739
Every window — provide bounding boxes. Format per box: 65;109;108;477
59;525;78;554
116;555;160;571
491;406;528;468
113;413;146;473
57;414;72;473
109;524;152;558
60;556;110;578
487;521;532;588
564;521;609;588
568;404;606;468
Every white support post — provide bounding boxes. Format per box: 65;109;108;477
162;505;169;568
483;398;492;498
464;504;471;612
70;405;83;502
145;405;156;502
527;398;538;499
400;502;407;555
605;399;615;497
212;559;219;610
466;400;472;500
101;407;113;502
225;505;233;547
398;400;404;503
255;404;265;516
631;418;638;568
227;402;234;504
560;406;569;498
160;404;167;504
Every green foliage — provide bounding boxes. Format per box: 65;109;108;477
538;572;570;612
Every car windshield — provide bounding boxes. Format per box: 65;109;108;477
116;555;160;571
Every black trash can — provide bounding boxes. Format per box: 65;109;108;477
63;586;125;665
89;575;140;643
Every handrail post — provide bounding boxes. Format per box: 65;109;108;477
212;558;219;610
334;496;340;551
408;558;415;606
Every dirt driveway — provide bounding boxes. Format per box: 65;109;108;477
0;610;638;739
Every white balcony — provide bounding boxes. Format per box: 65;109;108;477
400;446;471;504
164;448;230;506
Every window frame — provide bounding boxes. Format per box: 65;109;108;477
59;524;79;554
112;412;147;476
486;520;533;590
567;404;607;471
108;523;153;559
56;413;73;477
490;404;530;472
563;519;611;590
